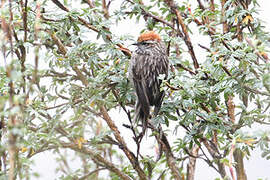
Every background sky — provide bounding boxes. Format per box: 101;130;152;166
31;1;270;179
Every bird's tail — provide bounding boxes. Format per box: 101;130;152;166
133;79;151;139
134;102;149;140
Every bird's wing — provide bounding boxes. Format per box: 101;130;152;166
130;50;168;108
143;53;169;106
130;53;150;117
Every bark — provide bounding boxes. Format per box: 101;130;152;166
202;139;227;178
8;130;17;180
233;149;247;180
221;0;229;33
187;146;199;180
226;96;235;124
153;128;182;180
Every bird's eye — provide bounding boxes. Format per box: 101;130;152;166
141;42;149;45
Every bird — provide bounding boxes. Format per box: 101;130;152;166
129;31;169;139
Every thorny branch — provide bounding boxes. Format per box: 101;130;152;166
49;30;146;178
26;109;131;179
111;89;142;157
100;106;148;180
148;124;182;180
1;0;269;179
50;0;131;56
164;0;199;70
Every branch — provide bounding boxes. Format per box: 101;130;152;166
164;0;199;69
20;0;28;42
111;89;142;157
84;0;95;9
161;135;181;180
220;1;247;178
48;30;92;88
197;42;270;97
60;142;132;180
28;120;132;180
50;0;131;57
196;0;205;10
210;0;215;11
149;124;181;180
245;37;269;63
175;63;196;75
243;85;270;97
201;138;227;177
102;0;109;19
72;66;88;86
51;0;69;11
221;0;229;33
100;106;148;180
79;168;106;180
225;96;235;124
48;30;67;55
125;0;175;29
233;149;247;180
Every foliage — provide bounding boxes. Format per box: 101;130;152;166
0;0;270;179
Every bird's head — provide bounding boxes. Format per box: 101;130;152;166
133;31;161;47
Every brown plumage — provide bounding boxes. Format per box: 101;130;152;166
129;31;169;136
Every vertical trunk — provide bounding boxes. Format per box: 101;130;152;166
221;1;247;179
7;82;18;180
160;133;181;180
233;149;247;180
187;146;199;180
0;115;4;171
8;131;17;180
221;0;229;33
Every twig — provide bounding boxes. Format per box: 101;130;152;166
44;102;70;110
79;168;106;180
198;44;210;52
125;0;174;29
198;143;220;174
198;43;232;77
20;0;28;42
243;85;270;97
157;170;167;180
210;0;215;11
197;0;205;10
111;89;142;157
102;0;109;19
85;0;95;8
175;64;196;75
201;138;227;177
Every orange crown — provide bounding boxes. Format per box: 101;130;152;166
137;31;161;42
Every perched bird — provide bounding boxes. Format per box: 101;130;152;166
129;31;169;137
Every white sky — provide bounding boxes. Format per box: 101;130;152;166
28;0;270;179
